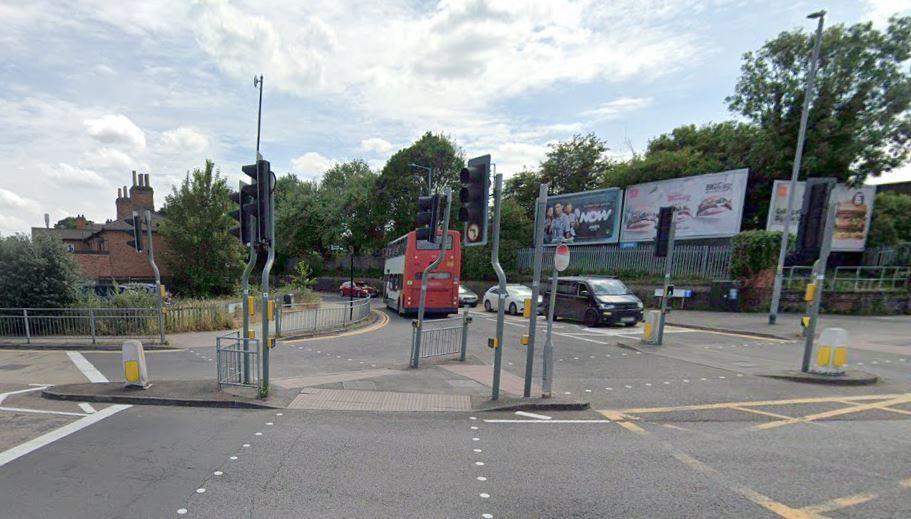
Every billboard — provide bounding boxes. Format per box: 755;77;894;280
620;169;749;242
542;188;622;245
766;180;876;252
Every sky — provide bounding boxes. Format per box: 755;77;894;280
1;0;909;235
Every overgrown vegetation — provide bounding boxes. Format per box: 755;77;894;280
730;230;787;280
0;234;81;308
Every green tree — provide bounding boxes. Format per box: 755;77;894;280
0;234;81;308
727;16;911;184
275;174;324;270
461;198;532;280
868;191;911;247
318;160;384;256
540;133;612;195
375;132;464;239
159;160;244;297
503;168;544;219
54;216;93;229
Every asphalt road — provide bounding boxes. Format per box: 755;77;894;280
1;301;909;518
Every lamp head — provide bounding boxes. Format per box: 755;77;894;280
807;10;825;20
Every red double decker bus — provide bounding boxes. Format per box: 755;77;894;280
383;230;461;316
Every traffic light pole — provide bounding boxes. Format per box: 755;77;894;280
490;172;506;401
240;215;257;385
769;12;825;325
143;210;165;344
260;191;275;397
523;183;548;397
656;214;677;346
801;194;837;373
411;188;451;368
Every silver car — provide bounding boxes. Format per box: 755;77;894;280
458;286;479;307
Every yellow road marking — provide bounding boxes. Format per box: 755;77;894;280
729;405;795;421
283;310;389;343
755;394;911;430
614;420;646;434
834;399;911;417
800;493;877;515
608;393;908;415
598;411;629;421
661;423;690;431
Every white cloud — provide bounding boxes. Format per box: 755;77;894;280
44;163;110;189
581;97;653;120
291;152;336;179
84;114;146;149
82;147;136;171
864;0;911;27
495;142;550;174
159;127;209;154
360;137;393;154
93;64;117;76
0;188;41;212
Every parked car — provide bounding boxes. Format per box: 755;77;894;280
482;284;541;315
339;280;378;298
458;285;478;307
541;276;643;327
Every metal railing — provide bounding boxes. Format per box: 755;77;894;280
863;244;911;267
0;307;162;344
216;331;260;388
275;297;372;337
781;266;910;292
516;243;732;279
411;309;471;361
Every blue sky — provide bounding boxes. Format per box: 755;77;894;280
1;0;909;235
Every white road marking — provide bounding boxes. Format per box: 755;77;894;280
196;488;206;494
78;403;96;414
514;411;551;420
66;351;108;383
483;514;493;518
0;404;130;467
473;448;482;453
0;386;48;404
475;461;485;466
0;406;87;417
480;493;490;498
483;419;612;424
477;476;487;481
177;508;188;515
214;471;223;476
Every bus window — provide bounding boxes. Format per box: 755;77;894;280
429;272;451;280
415;235;453;250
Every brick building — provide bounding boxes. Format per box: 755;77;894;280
32;171;171;283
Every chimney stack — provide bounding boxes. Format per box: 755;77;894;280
131;172;155;213
132;170;138;187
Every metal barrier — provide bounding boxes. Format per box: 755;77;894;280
275;297;372;337
516;243;732;279
781;265;910;292
411;309;471;361
863;244;911;267
0;307;162;344
216;331;260;388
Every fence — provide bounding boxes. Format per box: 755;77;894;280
0;307;161;344
782;266;910;292
864;245;911;267
275;297;372;337
516;243;732;279
411;309;471;364
216;331;260;388
165;303;233;333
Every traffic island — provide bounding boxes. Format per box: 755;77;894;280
759;370;878;386
473;396;590;412
42;380;297;409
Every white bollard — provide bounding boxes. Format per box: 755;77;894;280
811;328;849;375
642;310;662;345
122;340;150;388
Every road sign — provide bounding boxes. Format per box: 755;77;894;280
554;243;570;272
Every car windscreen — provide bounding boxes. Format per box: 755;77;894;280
588;279;630;295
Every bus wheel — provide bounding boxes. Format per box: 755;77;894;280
509;302;517;315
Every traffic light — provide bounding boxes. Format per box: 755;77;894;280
458;154;491;247
654;206;675;258
416;194;441;242
795;177;836;262
125;211;143;252
229;180;258;246
255;159;274;247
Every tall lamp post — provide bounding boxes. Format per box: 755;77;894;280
768;10;826;325
410;163;433;195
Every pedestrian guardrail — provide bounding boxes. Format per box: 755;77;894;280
216;331;260;388
411;309;471;362
516;243;731;279
781;265;910;292
275;297;372;337
0;307;162;344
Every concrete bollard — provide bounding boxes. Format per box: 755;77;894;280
122;340;151;388
642;310;661;345
811;328;849;376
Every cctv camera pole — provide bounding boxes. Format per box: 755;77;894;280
411;188;452;368
143;210;165;344
523;183;548;397
490;171;507;401
240;214;258;384
769;11;825;325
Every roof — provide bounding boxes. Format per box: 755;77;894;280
31;227;100;241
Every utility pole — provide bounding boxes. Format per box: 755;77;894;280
410;163;433;196
523;183;548;397
769;10;826;325
490;170;506;400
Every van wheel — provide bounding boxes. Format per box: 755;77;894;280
509;303;517;315
584;309;599;328
484;300;492;312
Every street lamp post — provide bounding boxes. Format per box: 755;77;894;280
410;163;433;195
768;10;826;325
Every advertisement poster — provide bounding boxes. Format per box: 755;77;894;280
542;188;622;245
620;169;749;242
765;181;876;252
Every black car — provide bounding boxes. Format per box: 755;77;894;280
541;276;643;327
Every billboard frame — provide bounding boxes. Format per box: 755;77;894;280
538;187;624;247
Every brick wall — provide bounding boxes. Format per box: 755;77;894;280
72;230;171;281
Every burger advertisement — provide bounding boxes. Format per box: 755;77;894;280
542;188;622;245
766;180;875;251
620;169;749;242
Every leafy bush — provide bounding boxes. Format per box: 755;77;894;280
730;230;787;279
0;234;81;308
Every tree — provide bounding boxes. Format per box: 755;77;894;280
461;198;533;279
275;173;325;270
868;191;911;247
54;216;94;229
375;132;464;239
503;168;544;220
727;16;911;185
0;233;81;308
540;133;612;195
318;160;384;256
159;160;244;297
